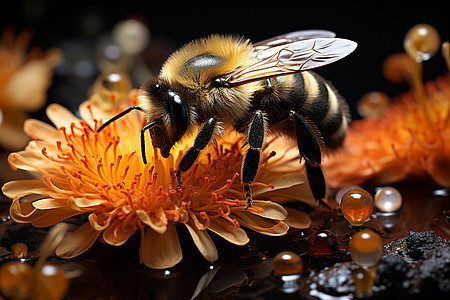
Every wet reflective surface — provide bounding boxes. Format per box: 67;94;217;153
0;180;449;299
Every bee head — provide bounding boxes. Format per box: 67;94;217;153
138;78;189;158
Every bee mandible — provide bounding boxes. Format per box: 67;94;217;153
97;30;357;209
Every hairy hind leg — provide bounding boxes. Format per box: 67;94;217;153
175;117;217;189
289;110;329;209
241;110;267;209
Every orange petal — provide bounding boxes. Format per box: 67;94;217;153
102;218;137;246
67;197;107;210
88;212;112;231
10;198;37;222
79;100;111;130
233;211;289;236
10;197;79;227
373;160;409;185
32;198;68;210
2;180;48;198
140;222;182;269
56;221;101;258
253;172;306;195
46;103;81;129
425;153;450;187
185;219;218;263
256;179;317;206
136;210;167;234
208;218;249;246
250;200;287;220
42;48;64;67
0;110;30;150
7;151;63;175
283;207;311;229
30;207;81;227
23;119;61;142
2;61;52;111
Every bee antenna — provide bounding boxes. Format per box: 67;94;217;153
97;106;144;133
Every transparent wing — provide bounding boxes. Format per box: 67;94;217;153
223;38;357;87
253;29;336;52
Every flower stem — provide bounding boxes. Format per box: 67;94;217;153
413;60;436;136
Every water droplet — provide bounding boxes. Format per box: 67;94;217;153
404;24;441;62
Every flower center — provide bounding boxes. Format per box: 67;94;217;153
35;104;264;233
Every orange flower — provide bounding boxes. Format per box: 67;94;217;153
2;90;312;269
324;75;450;189
0;28;62;150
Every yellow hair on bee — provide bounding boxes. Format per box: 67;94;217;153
159;34;262;124
160;34;254;87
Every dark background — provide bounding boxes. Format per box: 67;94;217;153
1;0;449;119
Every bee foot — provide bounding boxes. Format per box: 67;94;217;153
244;184;253;209
244;197;253;210
175;169;183;190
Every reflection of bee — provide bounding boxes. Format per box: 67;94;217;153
98;30;357;208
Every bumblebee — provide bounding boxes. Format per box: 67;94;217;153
98;30;357;208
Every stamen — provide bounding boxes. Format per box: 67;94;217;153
97;159;112;186
103;140;114;166
114;155;123;181
41;148;59;162
188;210;208;230
80;155;97;175
213;172;239;194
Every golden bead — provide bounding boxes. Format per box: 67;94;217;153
382;53;415;84
112;19;150;55
273;251;303;275
341;189;374;226
11;243;28;259
357;91;390;118
349;230;383;268
34;263;69;300
374;187;402;212
93;71;131;111
0;261;33;299
404;24;441;62
308;230;339;256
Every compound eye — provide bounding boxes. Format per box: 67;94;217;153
168;91;188;140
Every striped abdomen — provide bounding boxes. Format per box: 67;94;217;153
252;71;350;149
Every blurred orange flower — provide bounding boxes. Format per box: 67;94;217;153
2;90;313;269
0;28;62;150
324;75;450;189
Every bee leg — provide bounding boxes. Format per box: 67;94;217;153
289;111;321;165
289;111;329;209
242;111;266;209
175;116;217;190
305;163;330;210
140;119;163;165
